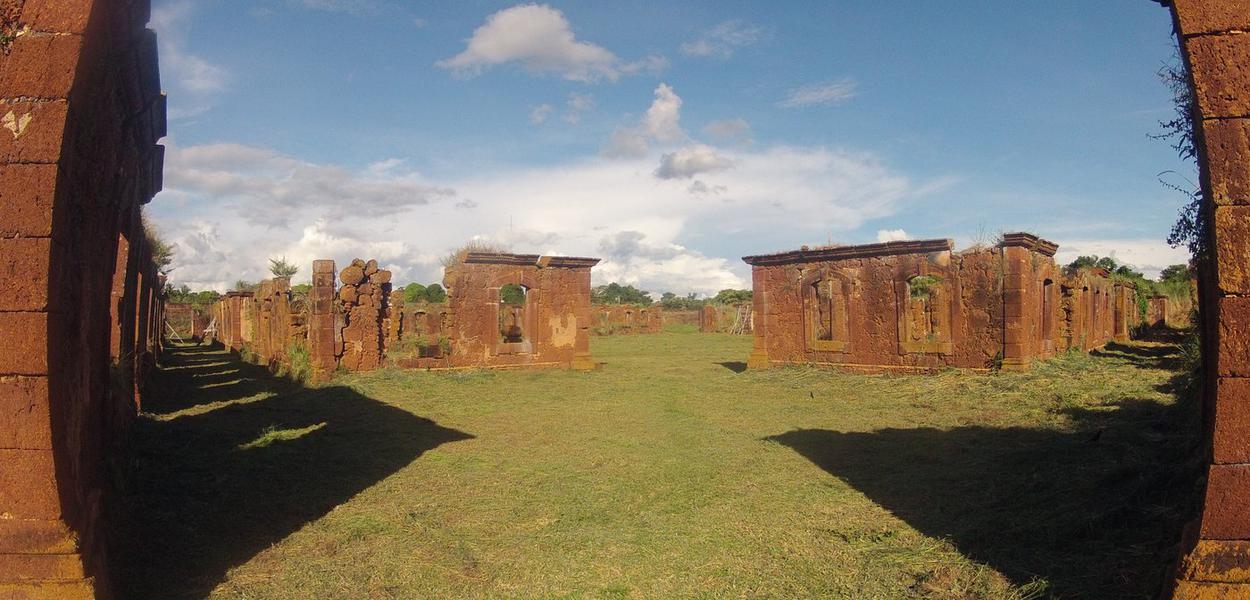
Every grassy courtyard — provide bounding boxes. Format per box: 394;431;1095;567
121;331;1201;599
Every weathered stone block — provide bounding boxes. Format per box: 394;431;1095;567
1217;206;1250;293
1187;34;1250;118
0;376;51;450
0;100;69;164
340;265;364;286
1216;377;1250;464
1201;464;1250;539
20;0;95;34
1173;0;1250;35
0;552;85;583
0;519;78;555
0;312;49;375
0;449;60;520
0;164;58;238
1220;297;1250;377
1173;580;1250;600
1205;118;1250;205
0;34;83;99
0;238;51;311
1179;539;1250;583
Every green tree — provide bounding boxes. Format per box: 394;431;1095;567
424;283;447;303
143;217;176;275
712;289;752;305
500;284;526;305
591;282;652;305
268;256;299;278
233;280;256;292
403;282;427;303
660;292;705;310
1159;264;1192;283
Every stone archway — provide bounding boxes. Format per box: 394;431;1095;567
0;1;166;597
1158;1;1250;596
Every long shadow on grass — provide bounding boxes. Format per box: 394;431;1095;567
117;343;473;599
1091;341;1183;371
766;397;1203;598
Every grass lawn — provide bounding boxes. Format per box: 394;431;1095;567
120;331;1201;599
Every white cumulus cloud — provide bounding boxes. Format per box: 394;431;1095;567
1052;239;1191;280
437;4;663;82
603;83;687;157
655;144;735;180
162;142;456;228
876;229;910;242
151;1;230;118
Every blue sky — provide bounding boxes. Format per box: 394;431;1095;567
150;0;1193;294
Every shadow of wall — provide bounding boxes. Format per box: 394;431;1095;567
115;344;472;599
766;392;1202;598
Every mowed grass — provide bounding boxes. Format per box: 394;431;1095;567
124;332;1201;599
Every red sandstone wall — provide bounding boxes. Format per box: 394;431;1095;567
592;305;663;335
663;309;700;327
743;235;1128;373
165;303;209;339
747;241;1007;371
699;304;717;333
440;253;597;370
0;0;166;596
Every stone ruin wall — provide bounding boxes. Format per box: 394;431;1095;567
0;0;167;596
592;304;663;335
210;259;390;381
696;304;752;334
164;302;208;340
744;234;1136;373
334;259;391;372
699;304;717;333
434;252;599;370
209;253;599;376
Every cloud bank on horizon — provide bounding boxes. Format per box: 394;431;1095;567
148;2;1193;295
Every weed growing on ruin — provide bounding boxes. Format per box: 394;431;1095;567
908;274;943;300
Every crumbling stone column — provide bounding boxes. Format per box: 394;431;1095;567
386;288;404;350
337;258;390;372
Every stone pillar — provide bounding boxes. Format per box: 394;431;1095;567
1000;244;1031;371
747;267;771;369
700;304;718;333
571;265;596;371
1166;1;1250;596
309;260;337;382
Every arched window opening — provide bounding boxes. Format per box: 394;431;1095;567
499;284;528;343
